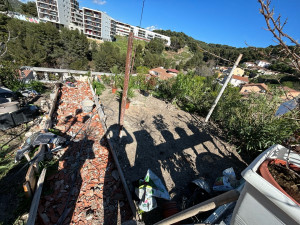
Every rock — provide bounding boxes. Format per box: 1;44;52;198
111;170;119;181
25;132;33;138
20;213;29;221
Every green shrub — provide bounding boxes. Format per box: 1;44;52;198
92;81;106;95
153;72;299;157
26;80;45;93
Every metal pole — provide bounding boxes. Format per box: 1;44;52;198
205;54;243;122
119;32;134;136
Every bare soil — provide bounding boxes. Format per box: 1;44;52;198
100;87;248;222
268;163;300;203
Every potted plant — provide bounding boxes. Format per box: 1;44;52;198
110;65;119;94
117;76;135;109
231;144;300;225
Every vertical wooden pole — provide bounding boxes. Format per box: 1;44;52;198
205;54;243;123
119;32;134;136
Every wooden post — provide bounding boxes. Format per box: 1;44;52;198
205;54;243;122
119;32;134;136
27;168;47;225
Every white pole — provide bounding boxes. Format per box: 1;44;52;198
205;54;243;122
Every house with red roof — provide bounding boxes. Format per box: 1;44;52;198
223;75;249;87
149;67;178;80
240;83;269;96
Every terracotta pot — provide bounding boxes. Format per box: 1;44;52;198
162;201;180;225
112;87;117;94
125;101;130;109
259;159;300;206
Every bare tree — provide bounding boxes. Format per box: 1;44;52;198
258;0;300;78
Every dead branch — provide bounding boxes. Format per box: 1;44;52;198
258;0;300;75
0;29;10;58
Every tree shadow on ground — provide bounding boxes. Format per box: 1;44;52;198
106;113;248;224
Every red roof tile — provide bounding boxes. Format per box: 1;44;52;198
232;75;249;82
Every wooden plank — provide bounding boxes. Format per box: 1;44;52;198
25;164;37;194
27;168;47;225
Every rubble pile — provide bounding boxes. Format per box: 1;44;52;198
37;82;131;225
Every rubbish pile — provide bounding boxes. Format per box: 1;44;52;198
0;86;40;130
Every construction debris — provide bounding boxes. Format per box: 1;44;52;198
37;81;132;224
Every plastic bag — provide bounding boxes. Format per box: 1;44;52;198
213;168;238;192
135;169;170;212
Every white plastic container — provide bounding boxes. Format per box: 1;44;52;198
231;144;300;225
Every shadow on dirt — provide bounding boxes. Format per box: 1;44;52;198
106;113;247;224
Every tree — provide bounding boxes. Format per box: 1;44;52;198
94;42;126;72
146;38;165;54
0;0;8;12
21;1;37;17
258;0;300;79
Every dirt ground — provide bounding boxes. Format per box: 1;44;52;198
100;87;248;222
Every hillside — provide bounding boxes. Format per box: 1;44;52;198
7;0;23;12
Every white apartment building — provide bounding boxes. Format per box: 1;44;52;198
35;0;170;45
256;60;271;68
111;20;171;46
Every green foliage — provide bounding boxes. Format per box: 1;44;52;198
146;38;165;54
117;75;135;101
136;66;149;75
0;60;22;90
25;80;44;93
94;42;126;72
154;73;299;156
101;75;112;85
92;80;106;95
215;91;298;155
269;61;295;74
21;1;37;17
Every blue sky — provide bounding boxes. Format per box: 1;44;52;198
28;0;300;48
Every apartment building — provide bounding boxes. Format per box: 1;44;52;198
82;7;113;41
36;0;59;24
35;0;170;45
69;0;83;32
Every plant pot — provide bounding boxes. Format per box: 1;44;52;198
162;201;180;225
231;144;300;225
259;159;300;206
112;87;117;94
125;101;130;109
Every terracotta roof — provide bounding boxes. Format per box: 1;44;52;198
149;67;175;80
167;69;179;73
242;83;269;91
19;70;33;79
232;75;249;82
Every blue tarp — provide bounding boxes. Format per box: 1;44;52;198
275;98;299;117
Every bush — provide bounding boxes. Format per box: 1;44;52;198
152;72;299;157
92;81;106;95
26;80;45;93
